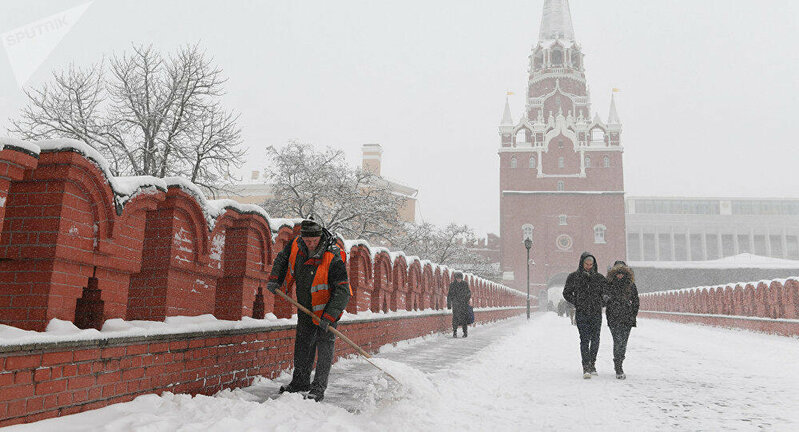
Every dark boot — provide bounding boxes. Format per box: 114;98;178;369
614;359;626;380
304;388;325;402
453;329;458;338
462;325;468;338
279;383;310;394
582;364;591;379
589;362;598;376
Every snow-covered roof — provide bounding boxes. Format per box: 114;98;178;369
630;253;799;270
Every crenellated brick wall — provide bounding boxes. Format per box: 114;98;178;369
0;138;528;426
0;139;524;332
639;277;799;336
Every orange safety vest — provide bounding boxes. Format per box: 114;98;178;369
284;237;349;320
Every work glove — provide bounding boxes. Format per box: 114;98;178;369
318;317;332;332
266;282;280;294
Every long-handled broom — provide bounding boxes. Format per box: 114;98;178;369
274;289;400;384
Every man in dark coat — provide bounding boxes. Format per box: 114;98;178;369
562;252;607;378
266;220;350;401
605;260;640;379
447;272;471;338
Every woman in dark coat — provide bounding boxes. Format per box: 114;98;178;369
604;260;640;379
447;272;472;338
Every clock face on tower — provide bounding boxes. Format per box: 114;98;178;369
556;234;573;251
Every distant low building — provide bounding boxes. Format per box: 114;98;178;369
361;143;418;224
219;143;418;224
625;196;799;262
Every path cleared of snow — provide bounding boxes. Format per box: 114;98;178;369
6;314;799;431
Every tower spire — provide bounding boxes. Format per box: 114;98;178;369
607;92;621;125
500;96;514;126
539;0;575;41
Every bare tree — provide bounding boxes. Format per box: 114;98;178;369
8;43;244;196
262;140;406;244
396;222;500;280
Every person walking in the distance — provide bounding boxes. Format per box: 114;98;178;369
266;219;351;401
447;272;472;338
563;252;607;379
604;260;640;380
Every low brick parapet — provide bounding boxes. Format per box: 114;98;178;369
0;307;525;427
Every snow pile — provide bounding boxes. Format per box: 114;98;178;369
356;357;438;410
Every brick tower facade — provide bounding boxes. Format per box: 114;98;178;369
498;0;626;300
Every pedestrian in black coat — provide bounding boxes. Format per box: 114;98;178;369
562;252;607;378
447;272;471;338
604;260;640;379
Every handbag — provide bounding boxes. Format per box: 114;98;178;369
467;305;475;324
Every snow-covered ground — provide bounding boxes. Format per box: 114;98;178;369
6;314;799;431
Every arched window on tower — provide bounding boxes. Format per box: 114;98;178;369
604;156;610;168
585;156;591;168
594;225;607;244
551;48;564;66
591;128;606;146
557;181;564;191
529;155;536;169
510;157;517;168
558;157;564;168
571;50;581;69
516;129;529;145
533;51;543;70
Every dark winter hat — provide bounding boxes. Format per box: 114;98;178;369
613;260;627;266
453;271;463;280
300;220;322;237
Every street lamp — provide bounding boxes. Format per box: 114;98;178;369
524;237;532;320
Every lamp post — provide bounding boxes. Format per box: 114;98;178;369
524;237;532;320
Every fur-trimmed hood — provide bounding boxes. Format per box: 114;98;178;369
607;262;635;284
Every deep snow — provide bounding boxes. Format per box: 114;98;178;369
6;314;799;431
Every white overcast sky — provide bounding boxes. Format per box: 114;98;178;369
1;0;798;235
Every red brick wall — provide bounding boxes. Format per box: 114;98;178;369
0;307;525;427
639;278;799;336
0;143;527;426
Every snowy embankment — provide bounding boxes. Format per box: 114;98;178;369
6;314;799;431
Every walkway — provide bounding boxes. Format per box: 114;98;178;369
6;314;799;431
